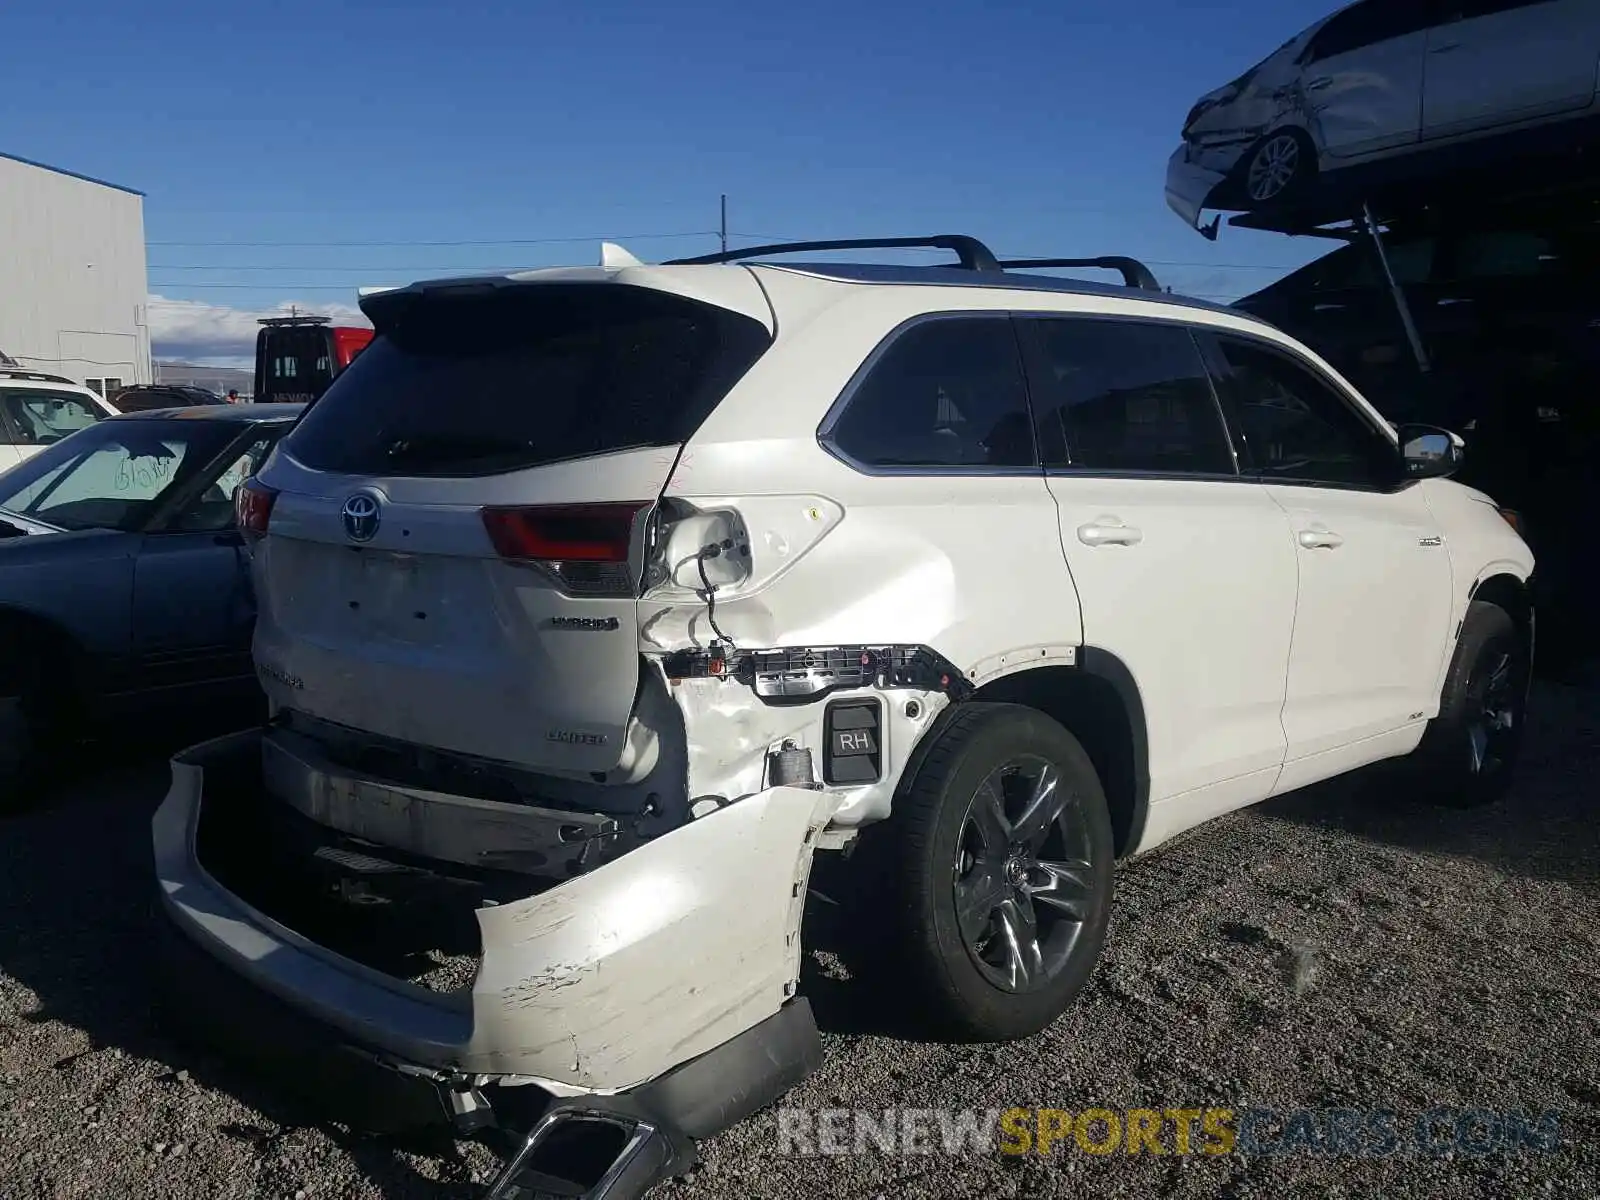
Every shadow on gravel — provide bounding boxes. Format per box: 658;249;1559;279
796;851;967;1045
1261;680;1599;889
0;715;474;1198
796;853;914;1041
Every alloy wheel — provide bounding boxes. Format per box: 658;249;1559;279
1466;644;1521;779
952;755;1095;994
1247;134;1301;202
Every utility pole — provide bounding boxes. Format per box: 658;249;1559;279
720;194;728;254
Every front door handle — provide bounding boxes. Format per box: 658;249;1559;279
1313;302;1347;312
1430;42;1460;54
1077;521;1143;547
1437;297;1472;307
1306;77;1333;91
1297;528;1344;550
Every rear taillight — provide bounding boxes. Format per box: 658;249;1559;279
1498;507;1524;535
236;477;278;534
481;502;649;596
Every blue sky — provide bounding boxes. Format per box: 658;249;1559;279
2;0;1341;363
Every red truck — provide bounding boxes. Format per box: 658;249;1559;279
253;315;373;404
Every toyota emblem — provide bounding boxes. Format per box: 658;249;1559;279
341;492;381;542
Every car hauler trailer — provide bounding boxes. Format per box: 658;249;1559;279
1197;148;1600;671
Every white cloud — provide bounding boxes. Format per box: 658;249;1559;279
147;294;371;366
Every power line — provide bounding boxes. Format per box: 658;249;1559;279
149;284;361;293
145;230;717;248
149;264;599;272
10;353;144;367
146;259;1283;273
147;286;1244;303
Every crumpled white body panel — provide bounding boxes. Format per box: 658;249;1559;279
154;730;841;1092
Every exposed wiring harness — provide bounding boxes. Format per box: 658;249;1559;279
697;541;736;650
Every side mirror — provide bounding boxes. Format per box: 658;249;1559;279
1397;423;1464;480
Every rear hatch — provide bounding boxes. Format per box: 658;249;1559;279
248;274;773;776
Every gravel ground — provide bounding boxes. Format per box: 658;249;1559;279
1;680;1596;1199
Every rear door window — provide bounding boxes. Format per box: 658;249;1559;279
824;316;1036;469
285;285;771;477
1025;318;1236;475
168;432;286;532
1304;0;1439;62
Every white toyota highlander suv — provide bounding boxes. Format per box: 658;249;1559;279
152;235;1534;1198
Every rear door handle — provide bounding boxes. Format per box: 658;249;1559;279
1306;77;1333;91
1430;42;1460;54
1077;521;1143;547
1312;302;1347;312
1437;297;1472;307
1297;528;1344;550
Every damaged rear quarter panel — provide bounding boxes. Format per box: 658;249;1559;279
639;285;1090;821
637;478;1081;823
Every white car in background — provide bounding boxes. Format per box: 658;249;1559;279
0;370;118;470
1166;0;1600;233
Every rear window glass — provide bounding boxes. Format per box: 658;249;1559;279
260;327;335;400
284;285;772;477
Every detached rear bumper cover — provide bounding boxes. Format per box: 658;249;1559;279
154;729;841;1094
1165;145;1229;233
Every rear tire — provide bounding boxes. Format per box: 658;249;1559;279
1408;601;1529;809
870;703;1115;1042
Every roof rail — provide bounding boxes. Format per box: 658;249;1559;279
667;235;1003;272
0;368;79;386
665;238;1163;291
996;256;1162;291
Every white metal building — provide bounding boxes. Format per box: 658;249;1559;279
0;151;151;394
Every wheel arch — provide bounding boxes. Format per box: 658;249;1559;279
960;649;1150;860
0;604;88;693
1467;571;1534;656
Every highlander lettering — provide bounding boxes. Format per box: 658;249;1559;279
547;616;622;632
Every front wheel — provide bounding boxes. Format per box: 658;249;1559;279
1409;601;1530;808
873;703;1115;1042
1241;129;1315;206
